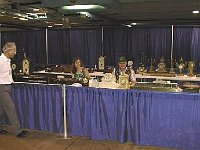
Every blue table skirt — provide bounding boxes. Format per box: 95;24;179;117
12;83;63;133
10;83;200;150
67;86;200;150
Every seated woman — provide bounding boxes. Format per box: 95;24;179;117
70;57;90;82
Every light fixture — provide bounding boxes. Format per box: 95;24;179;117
33;8;40;12
19;18;28;21
131;23;137;25
54;23;63;26
79;12;92;18
192;10;199;14
125;25;132;28
37;13;47;19
61;5;105;10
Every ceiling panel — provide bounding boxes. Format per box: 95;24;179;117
0;0;200;31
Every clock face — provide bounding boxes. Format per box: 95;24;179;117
120;79;126;85
120;76;128;85
11;64;16;70
23;60;29;68
99;57;104;61
104;73;112;82
99;57;104;63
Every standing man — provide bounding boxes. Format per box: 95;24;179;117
113;56;136;84
0;42;28;137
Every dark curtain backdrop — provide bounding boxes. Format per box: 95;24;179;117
1;30;46;64
173;26;193;61
173;26;200;72
103;27;132;66
47;29;71;64
103;26;171;67
148;27;171;67
191;28;200;60
1;26;200;69
68;28;102;67
47;28;102;66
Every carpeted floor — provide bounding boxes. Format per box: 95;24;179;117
0;128;178;150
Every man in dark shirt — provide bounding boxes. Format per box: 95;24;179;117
113;56;136;83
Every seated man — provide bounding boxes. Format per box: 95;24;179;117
112;56;136;84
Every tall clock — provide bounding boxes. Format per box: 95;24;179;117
22;58;30;75
98;56;105;71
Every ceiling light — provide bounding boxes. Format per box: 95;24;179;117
26;13;38;19
192;10;199;14
60;5;105;10
14;13;23;17
79;12;92;18
48;25;52;28
131;23;137;25
55;23;63;26
33;8;40;12
125;25;132;28
19;18;28;21
26;16;34;20
37;13;47;19
45;21;54;24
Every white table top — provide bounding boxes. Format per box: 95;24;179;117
32;71;200;82
32;71;105;77
135;74;200;82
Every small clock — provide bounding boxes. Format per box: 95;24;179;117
103;73;112;82
11;64;16;70
118;73;129;89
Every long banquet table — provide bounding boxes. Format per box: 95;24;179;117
11;83;200;150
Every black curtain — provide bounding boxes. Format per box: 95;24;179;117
68;28;102;67
1;30;46;64
47;29;71;64
103;26;171;68
47;28;102;66
173;26;193;61
2;26;200;69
